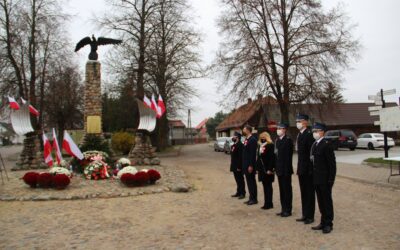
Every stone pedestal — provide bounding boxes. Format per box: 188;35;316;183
84;60;102;134
129;132;160;165
12;132;47;171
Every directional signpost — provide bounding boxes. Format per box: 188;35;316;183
368;88;397;158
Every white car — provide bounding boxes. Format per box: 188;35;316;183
214;137;229;152
357;133;395;150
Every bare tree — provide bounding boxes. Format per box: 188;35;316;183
216;0;360;124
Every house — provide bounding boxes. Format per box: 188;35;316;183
194;118;209;143
168;120;186;145
0;122;24;145
216;95;399;139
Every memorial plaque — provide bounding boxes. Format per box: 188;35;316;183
87;116;101;133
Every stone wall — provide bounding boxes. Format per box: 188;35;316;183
84;61;102;134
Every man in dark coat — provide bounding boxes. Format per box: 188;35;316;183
275;123;294;217
230;131;246;199
242;125;258;205
295;114;316;224
311;122;336;234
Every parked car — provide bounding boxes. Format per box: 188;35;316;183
357;133;395;150
324;129;357;151
223;136;245;154
214;137;229;152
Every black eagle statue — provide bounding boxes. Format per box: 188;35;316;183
75;35;122;60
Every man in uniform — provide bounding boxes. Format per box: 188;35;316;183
230;132;246;199
275;123;293;217
311;122;336;234
295;114;315;224
242;125;258;205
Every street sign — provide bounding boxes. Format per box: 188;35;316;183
375;100;383;106
368;95;380;101
370;111;380;116
374;121;381;126
368;106;382;111
379;89;396;96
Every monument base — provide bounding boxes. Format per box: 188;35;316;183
129;132;160;165
12;132;47;171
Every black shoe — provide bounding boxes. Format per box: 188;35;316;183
231;193;240;197
244;200;250;204
247;200;258;205
312;224;324;230
296;217;306;222
322;226;333;234
261;205;273;210
304;219;315;224
281;212;292;217
238;195;245;199
276;212;283;216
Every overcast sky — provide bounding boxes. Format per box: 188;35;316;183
66;0;400;126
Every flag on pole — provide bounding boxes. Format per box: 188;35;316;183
151;94;158;114
42;132;53;167
52;128;63;164
62;130;84;160
157;95;166;118
143;95;152;109
21;97;39;116
8;97;20;110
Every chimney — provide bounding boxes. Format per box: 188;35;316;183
247;98;252;104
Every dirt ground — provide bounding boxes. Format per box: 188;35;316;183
0;144;399;249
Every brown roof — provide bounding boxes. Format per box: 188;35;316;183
168;120;186;128
195;118;209;130
216;96;277;131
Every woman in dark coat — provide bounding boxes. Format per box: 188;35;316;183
256;132;276;209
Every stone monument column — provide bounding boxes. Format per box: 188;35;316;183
84;61;102;135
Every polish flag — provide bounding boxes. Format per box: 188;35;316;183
52;128;63;164
21;98;39;116
143;95;152;109
8;97;20;110
151;94;158;114
42;132;53;167
157;95;166;118
62;130;84;160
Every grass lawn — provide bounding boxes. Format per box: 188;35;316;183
364;157;392;164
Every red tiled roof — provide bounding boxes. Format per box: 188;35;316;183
195;118;209;130
168;120;186;128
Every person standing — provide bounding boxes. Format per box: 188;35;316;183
311;122;336;234
256;132;275;210
295;114;316;224
230;132;246;199
242;125;258;205
275;123;293;217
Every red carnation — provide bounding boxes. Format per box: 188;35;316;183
133;171;150;186
37;173;53;188
120;173;136;187
52;174;71;189
147;169;161;184
22;172;40;188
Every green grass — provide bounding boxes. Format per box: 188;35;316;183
364;157;392;164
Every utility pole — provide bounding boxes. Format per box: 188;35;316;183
187;109;193;144
380;89;389;158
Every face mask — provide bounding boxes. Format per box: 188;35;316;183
296;122;303;130
313;132;321;140
277;129;283;137
260;139;266;143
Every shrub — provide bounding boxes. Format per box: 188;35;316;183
37;173;53;188
111;132;135;155
22;172;39;188
52;174;71;189
147;169;161;184
120;173;136;187
80;134;112;156
133;171;150;186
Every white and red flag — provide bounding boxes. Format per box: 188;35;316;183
42;132;53;167
151;94;158;114
143;95;152;109
62;130;84;160
52;128;63;164
8;97;20;110
157;95;166;118
21;97;39;116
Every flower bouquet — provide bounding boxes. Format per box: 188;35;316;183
119;168;161;187
22;171;71;189
117;158;131;168
81;151;112;180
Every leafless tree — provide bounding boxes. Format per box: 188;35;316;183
216;0;360;124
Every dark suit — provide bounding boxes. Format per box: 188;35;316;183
256;143;275;207
242;135;258;202
275;135;293;213
230;141;245;196
311;138;336;227
297;128;316;220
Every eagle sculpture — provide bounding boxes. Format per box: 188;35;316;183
75;35;122;60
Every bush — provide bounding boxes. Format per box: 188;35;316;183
111;132;135;155
52;174;71;189
22;172;40;188
120;173;136;187
80;134;112;156
37;173;53;188
147;169;161;184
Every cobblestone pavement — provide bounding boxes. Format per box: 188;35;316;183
0;144;399;249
